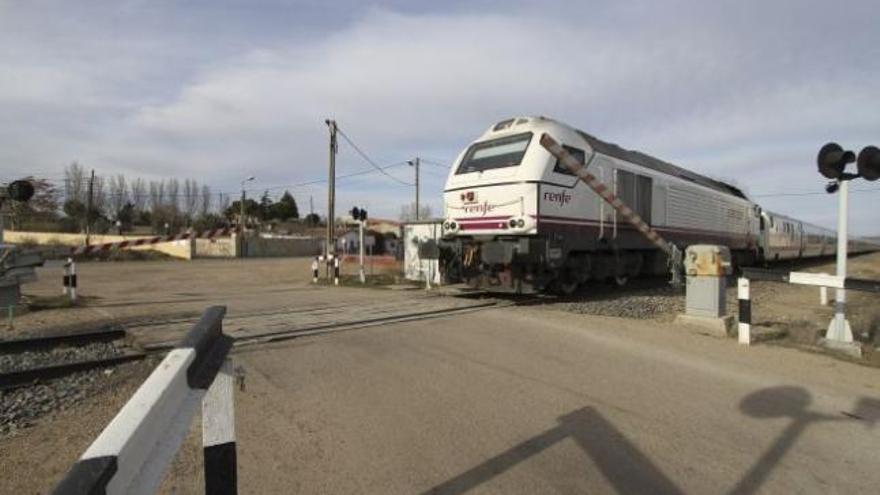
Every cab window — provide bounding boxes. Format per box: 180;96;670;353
553;146;586;176
455;132;533;174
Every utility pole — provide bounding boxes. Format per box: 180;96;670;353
86;169;95;246
239;176;255;259
408;157;420;221
240;189;246;230
309;195;314;218
325;119;338;275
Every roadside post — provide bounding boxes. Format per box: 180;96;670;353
737;278;751;345
63;258;77;303
311;257;319;283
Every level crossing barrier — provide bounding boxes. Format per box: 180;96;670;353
70;227;238;257
51;306;237;495
737;268;880;345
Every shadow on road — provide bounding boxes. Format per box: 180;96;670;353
421;406;683;495
422;386;878;495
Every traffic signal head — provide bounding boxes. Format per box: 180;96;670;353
817;142;855;179
359;209;367;221
7;180;35;202
857;146;880;181
351;207;361;219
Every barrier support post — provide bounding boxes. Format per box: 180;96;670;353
334;257;340;286
311;257;319;284
738;277;751;345
203;358;237;495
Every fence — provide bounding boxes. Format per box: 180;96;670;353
737;268;880;345
51;306;236;495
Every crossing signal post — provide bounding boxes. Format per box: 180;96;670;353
1;179;36;243
351;207;368;284
816;142;880;348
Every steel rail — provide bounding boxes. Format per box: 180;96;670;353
0;351;148;391
0;327;126;353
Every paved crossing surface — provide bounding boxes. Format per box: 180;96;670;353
217;306;880;494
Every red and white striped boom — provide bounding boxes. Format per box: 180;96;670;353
71;227;238;257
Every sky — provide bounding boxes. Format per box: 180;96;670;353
1;0;878;232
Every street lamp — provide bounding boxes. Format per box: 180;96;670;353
240;176;255;230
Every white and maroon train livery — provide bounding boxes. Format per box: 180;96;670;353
440;116;873;293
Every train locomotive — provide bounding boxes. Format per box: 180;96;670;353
439;116;875;293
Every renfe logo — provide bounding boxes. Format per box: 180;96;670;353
543;190;572;207
463;201;495;216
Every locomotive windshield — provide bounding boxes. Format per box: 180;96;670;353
456;132;532;174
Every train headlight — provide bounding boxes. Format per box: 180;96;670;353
450;221;457;230
509;219;517;228
517;219;525;228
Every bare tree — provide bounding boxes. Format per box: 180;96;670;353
107;174;128;217
199;184;212;217
218;192;231;215
149;180;165;213
63;162;88;204
166;178;180;212
130;178;147;212
183;178;199;221
91;174;106;218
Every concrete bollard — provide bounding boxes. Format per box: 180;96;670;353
820;286;828;306
63;258;77;303
738;277;751;345
311;257;319;283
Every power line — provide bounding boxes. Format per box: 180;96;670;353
420;158;452;169
752;188;880;198
335;127;414;186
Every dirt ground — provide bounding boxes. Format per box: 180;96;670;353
2;254;879;493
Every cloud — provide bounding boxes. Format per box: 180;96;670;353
1;2;878;231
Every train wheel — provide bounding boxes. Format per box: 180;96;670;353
614;275;629;287
553;278;579;296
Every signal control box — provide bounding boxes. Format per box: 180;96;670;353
684;244;732;277
684;245;731;318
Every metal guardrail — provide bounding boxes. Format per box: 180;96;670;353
51;306;237;495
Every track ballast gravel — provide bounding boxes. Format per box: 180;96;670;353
0;341;126;437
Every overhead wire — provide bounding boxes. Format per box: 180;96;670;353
335;127;414;186
751;188;880;198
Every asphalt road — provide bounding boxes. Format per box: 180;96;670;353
227;306;880;494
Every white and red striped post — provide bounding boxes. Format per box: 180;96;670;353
333;257;340;286
540;134;684;284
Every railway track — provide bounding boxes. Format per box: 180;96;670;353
0;327;148;392
1;297;518;390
